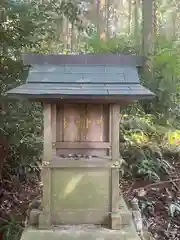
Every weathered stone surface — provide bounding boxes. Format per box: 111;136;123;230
28;209;41;227
51;168;110;225
21;225;140;240
111;212;122;230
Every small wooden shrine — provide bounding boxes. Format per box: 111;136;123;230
7;54;154;237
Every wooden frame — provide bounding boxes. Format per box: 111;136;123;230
45;156;113;168
53;141;110;149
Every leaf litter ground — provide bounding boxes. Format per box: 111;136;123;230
121;157;180;240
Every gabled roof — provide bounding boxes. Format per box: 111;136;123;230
6;54;155;101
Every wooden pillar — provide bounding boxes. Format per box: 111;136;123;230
43;104;53;162
110;104;121;229
51;104;57;155
111;104;120;162
39;103;54;228
110;104;132;229
108;104;112;156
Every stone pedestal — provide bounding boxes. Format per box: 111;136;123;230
21;225;141;240
39;157;127;228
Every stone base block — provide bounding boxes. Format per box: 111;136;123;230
21;225;140;240
111;211;132;229
121;211;132;225
111;212;122;230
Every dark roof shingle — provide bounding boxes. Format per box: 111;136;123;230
6;54;155;100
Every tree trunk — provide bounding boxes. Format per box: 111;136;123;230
142;0;153;56
105;0;110;38
133;0;140;46
128;0;132;34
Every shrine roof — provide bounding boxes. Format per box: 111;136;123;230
6;54;155;100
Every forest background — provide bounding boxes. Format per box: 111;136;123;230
1;0;180;239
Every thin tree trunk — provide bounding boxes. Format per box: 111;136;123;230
128;0;132;34
96;0;100;35
142;0;153;56
171;7;177;40
105;0;110;38
133;0;140;45
152;0;157;52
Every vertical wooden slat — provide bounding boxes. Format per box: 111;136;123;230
63;104;81;142
56;105;64;142
79;104;86;141
86;104;104;142
102;104;109;142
